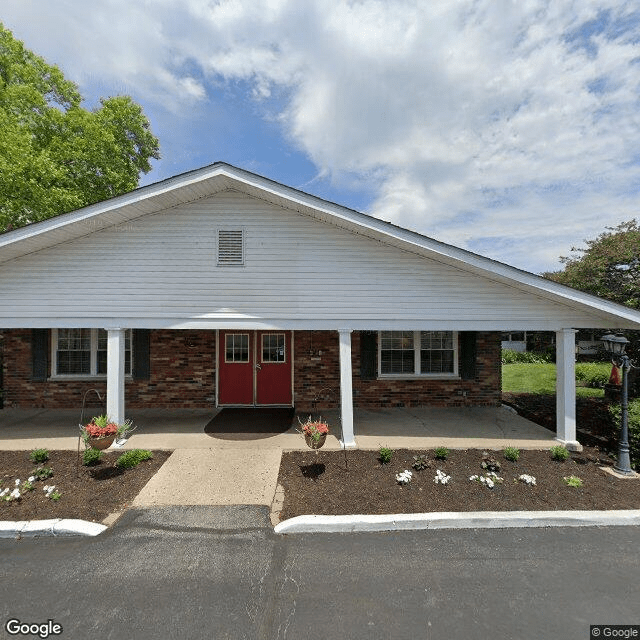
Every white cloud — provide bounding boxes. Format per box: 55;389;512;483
3;0;640;272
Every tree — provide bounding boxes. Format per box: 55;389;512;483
544;220;640;310
0;24;160;232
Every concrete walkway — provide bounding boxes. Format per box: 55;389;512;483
131;448;283;507
0;406;557;509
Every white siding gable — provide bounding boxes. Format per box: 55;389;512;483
0;190;634;330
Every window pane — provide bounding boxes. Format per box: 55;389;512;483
421;331;453;350
262;334;285;362
381;349;414;374
421;349;454;373
97;330;132;375
420;331;455;374
225;334;249;362
97;350;107;375
381;331;413;350
380;331;415;374
56;329;91;374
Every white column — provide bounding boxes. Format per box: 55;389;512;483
338;329;356;449
555;329;581;451
106;328;126;426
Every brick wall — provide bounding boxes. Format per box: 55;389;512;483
2;329;216;409
294;330;502;411
3;329;501;411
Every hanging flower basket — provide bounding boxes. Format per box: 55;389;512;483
304;432;327;450
298;416;329;450
79;415;134;450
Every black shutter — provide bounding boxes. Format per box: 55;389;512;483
360;331;377;380
459;331;477;380
32;329;49;381
132;329;150;380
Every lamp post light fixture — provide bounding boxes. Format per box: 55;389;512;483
600;334;634;475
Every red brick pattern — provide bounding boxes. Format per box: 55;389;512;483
2;329;215;409
293;330;501;411
2;329;501;411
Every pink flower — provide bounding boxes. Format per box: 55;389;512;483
84;422;118;438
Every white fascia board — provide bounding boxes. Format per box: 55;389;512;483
3;316;638;331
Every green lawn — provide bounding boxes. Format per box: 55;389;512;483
502;362;610;397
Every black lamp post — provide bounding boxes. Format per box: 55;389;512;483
600;334;633;475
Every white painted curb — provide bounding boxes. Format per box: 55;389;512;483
0;519;107;538
274;510;640;534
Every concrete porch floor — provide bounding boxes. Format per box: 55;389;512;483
0;405;557;451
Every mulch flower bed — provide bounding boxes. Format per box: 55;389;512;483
0;450;170;523
501;393;616;446
277;447;640;521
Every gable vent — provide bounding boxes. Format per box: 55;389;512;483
217;229;244;266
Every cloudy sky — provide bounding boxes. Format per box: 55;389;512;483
3;0;639;274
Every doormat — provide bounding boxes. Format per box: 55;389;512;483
204;407;295;441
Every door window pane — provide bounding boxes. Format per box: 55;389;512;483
225;334;249;362
262;334;285;362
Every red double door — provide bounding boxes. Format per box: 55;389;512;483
218;331;293;406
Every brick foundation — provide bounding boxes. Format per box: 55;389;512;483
2;329;501;411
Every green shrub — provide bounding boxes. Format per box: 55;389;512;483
563;475;583;488
501;349;552;365
31;466;53;480
481;454;501;472
115;449;153;469
551;445;570;461
29;448;49;463
575;362;611;388
610;398;640;471
83;448;103;466
503;446;520;462
434;447;449;461
412;455;431;471
378;447;393;464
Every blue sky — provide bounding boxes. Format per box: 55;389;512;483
3;1;639;274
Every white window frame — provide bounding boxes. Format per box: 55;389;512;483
51;329;133;378
378;331;459;379
261;333;287;364
224;333;250;363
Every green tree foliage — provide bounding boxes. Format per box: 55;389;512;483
544;220;640;309
0;24;160;232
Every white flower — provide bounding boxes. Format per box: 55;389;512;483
396;470;413;485
10;488;20;499
14;479;20;486
0;488;8;497
518;474;537;486
470;473;502;489
434;469;451;485
28;476;36;482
